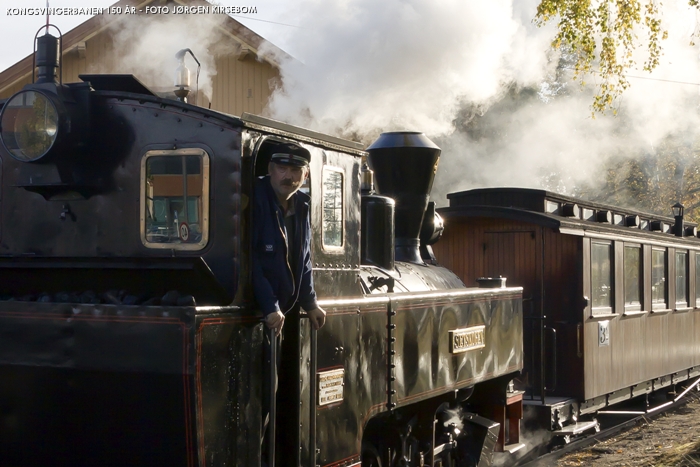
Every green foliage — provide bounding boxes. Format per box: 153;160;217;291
536;0;673;114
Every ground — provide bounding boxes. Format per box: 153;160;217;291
556;395;700;467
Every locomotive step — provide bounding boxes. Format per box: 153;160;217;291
502;443;526;454
552;419;600;436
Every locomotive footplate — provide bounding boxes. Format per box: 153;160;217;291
550;419;600;439
522;396;581;433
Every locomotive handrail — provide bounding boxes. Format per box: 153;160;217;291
546;326;557;393
577;323;583;358
309;322;318;467
266;326;277;467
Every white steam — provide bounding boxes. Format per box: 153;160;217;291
98;11;230;102
256;0;700;206
259;0;556;138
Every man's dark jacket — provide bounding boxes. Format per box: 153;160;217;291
252;176;318;317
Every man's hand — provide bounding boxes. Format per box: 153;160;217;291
306;307;326;330
265;311;285;336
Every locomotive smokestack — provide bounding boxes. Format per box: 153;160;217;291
366;131;440;264
35;32;60;84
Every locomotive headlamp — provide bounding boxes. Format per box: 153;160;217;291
0;89;62;162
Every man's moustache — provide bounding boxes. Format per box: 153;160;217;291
281;180;297;187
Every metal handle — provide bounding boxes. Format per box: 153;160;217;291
577;323;583;358
546;326;557;393
266;326;277;467
309;325;318;467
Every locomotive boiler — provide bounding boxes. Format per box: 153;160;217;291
0;30;524;467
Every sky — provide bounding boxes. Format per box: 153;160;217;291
0;0;294;72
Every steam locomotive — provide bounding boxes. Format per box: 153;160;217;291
3;27;700;467
0;30;523;467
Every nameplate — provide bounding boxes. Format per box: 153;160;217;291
318;368;344;406
449;325;486;354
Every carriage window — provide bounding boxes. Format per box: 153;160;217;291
591;241;613;314
322;168;343;248
652;248;667;310
696;254;700;307
676;250;688;308
141;149;210;250
624;245;642;311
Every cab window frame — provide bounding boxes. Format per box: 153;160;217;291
321;165;344;252
140;148;210;250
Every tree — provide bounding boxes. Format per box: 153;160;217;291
535;0;672;114
573;134;700;222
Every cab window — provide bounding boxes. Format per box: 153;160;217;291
322;167;343;249
141;148;210;250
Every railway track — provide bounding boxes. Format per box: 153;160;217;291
513;381;700;467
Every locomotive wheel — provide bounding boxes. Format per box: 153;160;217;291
362;444;384;467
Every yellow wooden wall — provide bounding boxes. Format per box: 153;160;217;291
0;27;280;118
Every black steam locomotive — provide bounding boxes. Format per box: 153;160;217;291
8;25;700;467
0;31;524;467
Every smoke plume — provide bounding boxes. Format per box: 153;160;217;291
258;0;700;207
98;9;230;103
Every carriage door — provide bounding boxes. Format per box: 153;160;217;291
483;231;540;393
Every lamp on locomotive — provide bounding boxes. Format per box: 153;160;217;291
0;26;86;165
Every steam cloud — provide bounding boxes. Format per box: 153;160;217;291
99;10;230;103
258;0;700;206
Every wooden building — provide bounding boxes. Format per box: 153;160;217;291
0;0;287;117
434;188;700;418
